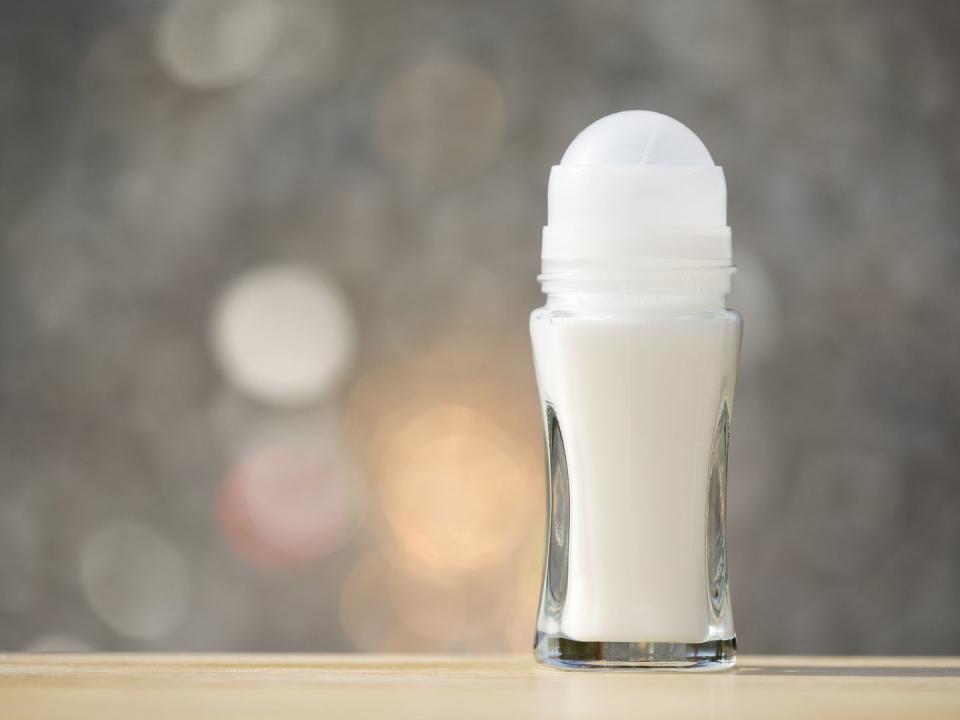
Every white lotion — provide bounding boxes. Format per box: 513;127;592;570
531;111;741;670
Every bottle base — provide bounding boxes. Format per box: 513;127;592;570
534;632;736;671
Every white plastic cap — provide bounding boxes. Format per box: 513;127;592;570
559;110;714;166
543;111;730;264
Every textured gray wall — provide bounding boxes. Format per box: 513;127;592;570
1;0;958;653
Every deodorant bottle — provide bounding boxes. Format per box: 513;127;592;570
531;111;741;670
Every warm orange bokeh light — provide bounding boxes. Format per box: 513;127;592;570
339;335;546;650
378;404;534;573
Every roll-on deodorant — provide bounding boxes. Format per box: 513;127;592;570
531;111;741;670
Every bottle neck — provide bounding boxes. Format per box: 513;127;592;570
539;259;734;311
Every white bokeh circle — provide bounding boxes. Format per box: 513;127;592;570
156;0;285;89
79;522;190;641
212;264;356;406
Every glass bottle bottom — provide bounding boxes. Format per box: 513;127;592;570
535;632;736;671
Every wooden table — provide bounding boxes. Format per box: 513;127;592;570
1;654;958;719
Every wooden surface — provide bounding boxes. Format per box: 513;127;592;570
2;654;959;719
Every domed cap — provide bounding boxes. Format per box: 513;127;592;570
544;111;730;263
560;110;714;167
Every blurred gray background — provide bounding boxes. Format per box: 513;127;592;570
1;0;958;654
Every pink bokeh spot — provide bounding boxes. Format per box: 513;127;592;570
220;446;351;569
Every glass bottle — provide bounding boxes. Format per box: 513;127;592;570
531;111;742;670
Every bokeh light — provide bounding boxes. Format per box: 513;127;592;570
219;437;363;570
211;264;356;406
378;404;533;573
345;333;542;461
156;0;285;89
338;335;545;651
79;522;190;641
376;57;505;184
